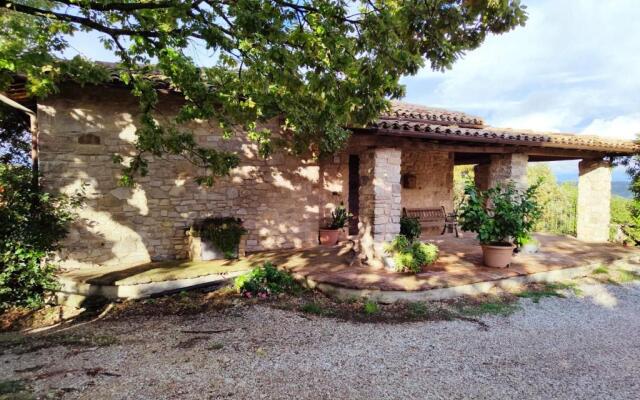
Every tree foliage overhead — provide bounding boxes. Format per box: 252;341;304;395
0;0;527;185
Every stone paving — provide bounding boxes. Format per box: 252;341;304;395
285;233;640;291
60;233;639;296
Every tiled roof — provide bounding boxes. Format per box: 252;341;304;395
383;101;485;128
371;102;639;154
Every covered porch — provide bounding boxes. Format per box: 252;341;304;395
342;103;638;264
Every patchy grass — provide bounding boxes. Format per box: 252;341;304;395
592;265;610;275
615;269;640;283
301;302;328;316
452;295;520;317
0;332;118;355
0;379;33;400
588;264;640;286
407;301;428;318
517;282;583;303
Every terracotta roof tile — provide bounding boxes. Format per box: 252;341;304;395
384;101;484;127
372;103;639;154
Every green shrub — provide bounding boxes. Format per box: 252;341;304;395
234;262;297;297
0;165;82;310
459;180;542;246
191;217;246;259
363;300;379;314
400;216;421;242
385;235;439;274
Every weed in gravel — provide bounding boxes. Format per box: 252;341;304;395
363;300;379;315
208;342;224;350
406;302;428;318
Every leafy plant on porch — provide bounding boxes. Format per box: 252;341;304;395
234;262;298;298
400;216;422;242
458;180;542;246
191;217;247;259
385;235;439;274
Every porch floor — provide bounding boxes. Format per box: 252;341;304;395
285;233;640;293
57;233;639;305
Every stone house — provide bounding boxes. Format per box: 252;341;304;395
3;80;638;269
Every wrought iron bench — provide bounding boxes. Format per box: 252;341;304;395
402;207;459;237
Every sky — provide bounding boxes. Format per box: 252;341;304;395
401;0;640;182
63;0;640;182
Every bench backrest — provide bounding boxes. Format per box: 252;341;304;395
402;207;446;228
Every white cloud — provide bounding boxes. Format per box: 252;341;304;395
402;0;640;142
580;114;640;141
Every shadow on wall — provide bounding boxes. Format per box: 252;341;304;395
39;84;341;269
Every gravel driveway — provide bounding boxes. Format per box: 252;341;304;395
2;281;640;399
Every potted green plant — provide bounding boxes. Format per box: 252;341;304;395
459;180;542;268
319;203;352;245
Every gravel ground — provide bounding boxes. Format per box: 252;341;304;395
2;281;640;400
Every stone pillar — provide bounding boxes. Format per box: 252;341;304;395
358;147;402;266
577;159;612;242
487;153;528;190
474;163;490;191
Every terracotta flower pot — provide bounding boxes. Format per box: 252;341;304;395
319;228;340;245
481;243;516;268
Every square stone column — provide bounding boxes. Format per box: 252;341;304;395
358;147;402;265
577;159;612;242
488;154;528;190
474;163;490;191
474;154;528;191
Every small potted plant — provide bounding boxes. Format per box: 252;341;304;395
458;180;542;268
518;236;540;254
319;203;352;245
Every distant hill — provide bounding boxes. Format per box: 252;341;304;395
612;181;632;198
559;181;632;198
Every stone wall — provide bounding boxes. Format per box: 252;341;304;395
39;85;456;269
39;84;322;269
577;159;612;242
401;149;453;211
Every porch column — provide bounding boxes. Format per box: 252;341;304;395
358;147;402;265
474;154;528;191
577;158;612;242
488;154;528;190
474;163;490;191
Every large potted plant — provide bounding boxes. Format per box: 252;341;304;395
459;181;542;268
319;203;352;245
